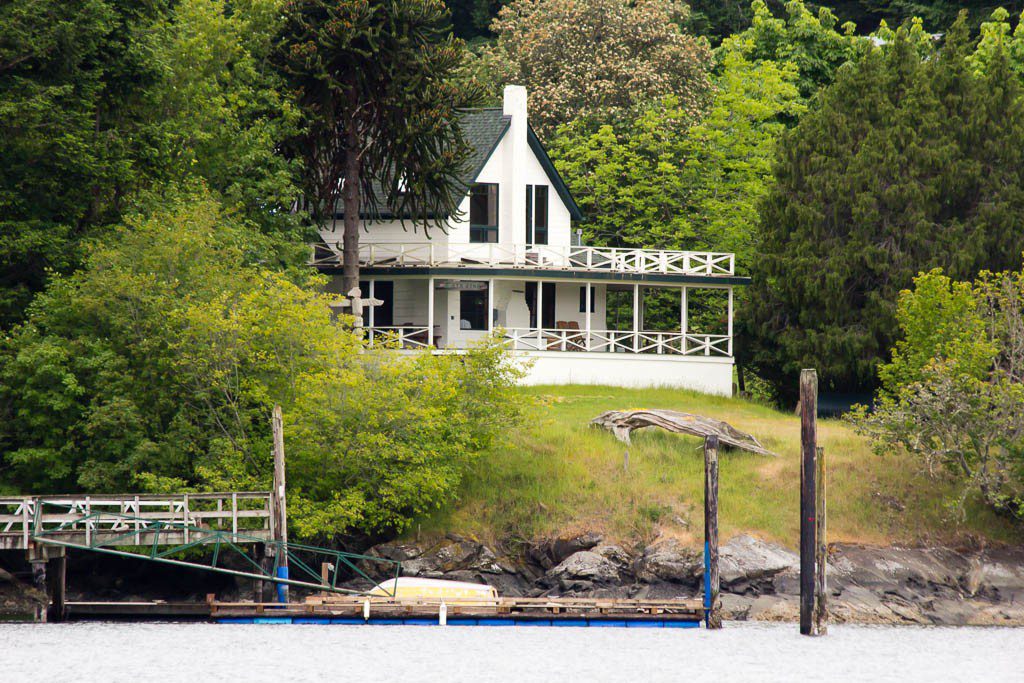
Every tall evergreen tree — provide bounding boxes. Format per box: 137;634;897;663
278;0;476;292
744;14;1024;401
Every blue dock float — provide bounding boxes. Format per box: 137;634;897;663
216;616;702;628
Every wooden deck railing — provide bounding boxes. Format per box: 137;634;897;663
311;242;735;277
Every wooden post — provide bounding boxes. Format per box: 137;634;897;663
47;551;66;623
272;405;289;604
30;557;47;623
704;434;721;629
815;445;828;635
253;542;267;603
799;369;818;636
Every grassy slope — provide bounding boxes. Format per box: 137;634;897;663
420;385;1022;548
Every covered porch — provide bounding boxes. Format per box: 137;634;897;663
327;271;743;393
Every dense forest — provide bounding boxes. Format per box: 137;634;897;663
1;0;1021;531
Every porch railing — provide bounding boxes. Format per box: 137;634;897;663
501;328;732;357
365;326;432;349
311;242;735;277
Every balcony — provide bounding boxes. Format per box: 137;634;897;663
311;242;735;277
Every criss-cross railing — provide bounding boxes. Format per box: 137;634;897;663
310;242;735;276
501;328;732;357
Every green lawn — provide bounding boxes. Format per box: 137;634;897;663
419;385;1022;548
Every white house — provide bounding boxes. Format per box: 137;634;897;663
312;86;749;395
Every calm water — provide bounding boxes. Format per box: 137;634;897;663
0;621;1018;682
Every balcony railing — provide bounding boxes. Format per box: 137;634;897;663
311;242;735;277
360;326;731;357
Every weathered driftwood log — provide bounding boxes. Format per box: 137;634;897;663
590;409;776;456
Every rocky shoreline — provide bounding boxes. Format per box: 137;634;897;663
356;534;1024;626
3;534;1022;625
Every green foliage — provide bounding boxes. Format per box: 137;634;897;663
0;0;303;328
480;0;713;138
852;265;1024;523
550;51;802;267
745;15;1024;399
718;0;861;105
877;269;996;394
0;191;524;537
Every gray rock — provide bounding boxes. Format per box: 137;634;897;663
528;532;603;570
545;550;621;586
550;532;603;563
592;544;632;569
719;534;798;586
635;539;701;584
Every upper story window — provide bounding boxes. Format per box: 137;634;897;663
526;185;549;245
469;183;499;243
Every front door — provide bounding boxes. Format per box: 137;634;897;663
525;282;556;329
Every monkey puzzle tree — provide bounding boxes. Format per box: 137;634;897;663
278;0;477;292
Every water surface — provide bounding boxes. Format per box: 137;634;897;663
0;621;1017;682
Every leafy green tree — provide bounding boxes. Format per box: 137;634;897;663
851;267;1024;522
550;51;802;267
277;0;476;293
745;16;1024;400
876;269;996;394
0;189;523;537
481;0;713;138
0;0;302;328
718;0;861;105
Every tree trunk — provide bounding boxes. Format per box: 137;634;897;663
341;127;362;294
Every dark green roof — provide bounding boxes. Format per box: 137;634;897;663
457;108;511;189
334;108;582;221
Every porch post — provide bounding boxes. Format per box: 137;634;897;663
585;282;593;350
536;279;544;348
632;283;640;353
727;286;734;357
427;277;435;347
488;278;495;334
681;286;688;355
368;280;376;329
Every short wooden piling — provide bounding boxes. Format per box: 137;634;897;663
704;435;721;629
30;557;47;623
815;445;828;635
799;369;818;636
47;552;66;623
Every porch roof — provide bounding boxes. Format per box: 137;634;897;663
327;265;751;287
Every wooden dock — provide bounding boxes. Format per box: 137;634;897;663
209;595;705;627
59;596;705;627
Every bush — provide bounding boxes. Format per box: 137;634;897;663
0;189;524;538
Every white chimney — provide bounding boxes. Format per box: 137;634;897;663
503;85;528;247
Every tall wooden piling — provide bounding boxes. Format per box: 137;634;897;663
704;435;721;629
815;445;828;635
799;369;818;635
272;405;289;604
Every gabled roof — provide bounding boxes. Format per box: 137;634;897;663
457;108;511;190
334;108;583;221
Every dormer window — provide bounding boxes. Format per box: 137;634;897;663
469;183;499;243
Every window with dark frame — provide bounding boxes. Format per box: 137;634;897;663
579;285;596;313
525;184;549;245
460;288;488;331
534;185;548;244
469;183;498;243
